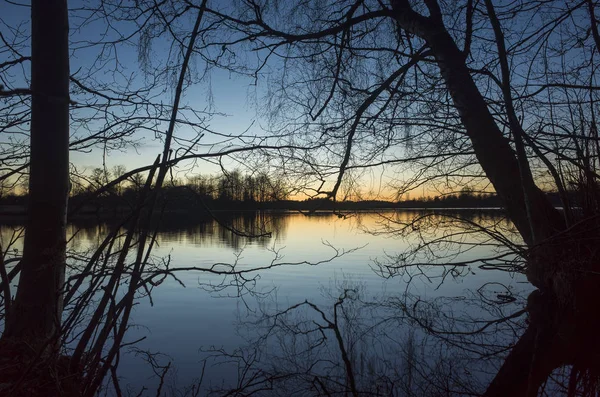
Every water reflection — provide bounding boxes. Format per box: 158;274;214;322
1;209;593;395
154;211;290;249
204;277;531;396
9;211;294;251
192;210;532;396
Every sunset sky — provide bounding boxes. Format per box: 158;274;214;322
3;2;278;176
0;0;496;200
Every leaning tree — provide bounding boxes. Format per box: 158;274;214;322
199;0;600;394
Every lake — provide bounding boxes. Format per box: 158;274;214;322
0;209;531;396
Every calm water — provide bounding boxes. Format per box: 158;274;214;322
0;210;531;395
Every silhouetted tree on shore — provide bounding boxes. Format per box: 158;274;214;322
201;0;600;394
1;0;600;395
3;0;70;349
0;1;320;395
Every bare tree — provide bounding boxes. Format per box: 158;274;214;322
2;0;599;394
196;0;600;394
3;0;70;350
0;1;314;395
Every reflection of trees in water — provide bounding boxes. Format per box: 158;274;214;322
369;210;600;396
154;211;290;249
202;209;599;396
66;223;114;251
367;210;523;281
59;211;290;251
3;210;596;395
204;276;531;396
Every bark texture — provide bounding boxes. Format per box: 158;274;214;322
5;0;70;344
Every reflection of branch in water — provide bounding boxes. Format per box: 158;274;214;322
154;211;290;250
369;210;600;396
485;288;600;397
203;276;531;396
368;211;525;287
141;241;364;308
48;226;358;396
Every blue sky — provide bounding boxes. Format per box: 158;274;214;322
1;0;269;181
4;0;588;199
0;0;486;199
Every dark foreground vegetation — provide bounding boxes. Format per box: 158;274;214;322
1;0;600;396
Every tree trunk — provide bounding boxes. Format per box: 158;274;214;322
484;291;566;397
4;0;70;346
389;0;565;250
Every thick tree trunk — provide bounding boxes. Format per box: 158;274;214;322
389;1;565;249
4;0;70;345
385;2;599;394
484;291;566;397
484;325;558;397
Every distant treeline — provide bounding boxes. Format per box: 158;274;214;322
75;170;290;214
0;170;289;216
0;170;571;216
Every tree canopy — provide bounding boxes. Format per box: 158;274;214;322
0;0;599;395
